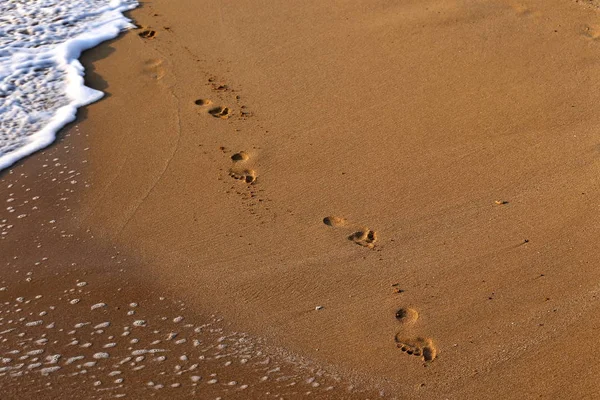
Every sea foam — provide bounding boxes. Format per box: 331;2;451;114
0;0;139;171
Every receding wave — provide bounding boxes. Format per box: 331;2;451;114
0;0;139;171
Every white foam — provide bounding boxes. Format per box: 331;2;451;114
65;355;84;364
40;366;61;375
0;0;139;170
91;303;107;310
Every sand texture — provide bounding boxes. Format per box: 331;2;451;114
3;0;600;398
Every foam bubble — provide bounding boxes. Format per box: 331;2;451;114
0;0;139;170
91;303;107;310
40;366;61;375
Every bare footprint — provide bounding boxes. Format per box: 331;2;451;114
144;58;163;67
231;151;249;162
582;24;600;40
510;3;539;17
209;106;230;119
395;308;419;325
142;58;165;80
348;228;377;248
230;169;257;184
322;218;377;248
138;29;156;39
323;216;347;227
395;336;437;362
211;83;230;92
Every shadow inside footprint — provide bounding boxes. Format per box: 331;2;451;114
138;30;156;39
209;106;230;119
195;99;211;106
348;229;377;248
395;308;418;325
231;151;249;162
395;335;437;362
323;216;346;227
230;169;257;184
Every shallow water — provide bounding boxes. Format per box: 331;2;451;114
0;0;138;171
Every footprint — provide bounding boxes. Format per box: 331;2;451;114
144;58;163;67
195;99;212;106
322;217;377;248
348;228;377;248
229;169;257;184
394;336;437;362
211;83;230;91
231;151;249;162
209;106;231;119
509;3;539;17
395;308;419;325
582;25;600;40
323;216;347;227
138;29;156;39
142;59;165;80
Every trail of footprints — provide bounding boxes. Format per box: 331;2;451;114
193;85;271;221
184;0;599;370
194;78;435;369
194;97;258;185
323;217;437;361
0;126;383;398
0;9;433;396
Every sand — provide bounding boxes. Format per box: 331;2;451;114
3;0;600;398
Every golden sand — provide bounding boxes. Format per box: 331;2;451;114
3;0;600;398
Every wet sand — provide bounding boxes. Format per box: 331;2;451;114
0;125;385;399
4;0;600;398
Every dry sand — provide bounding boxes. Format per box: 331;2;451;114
3;0;600;398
